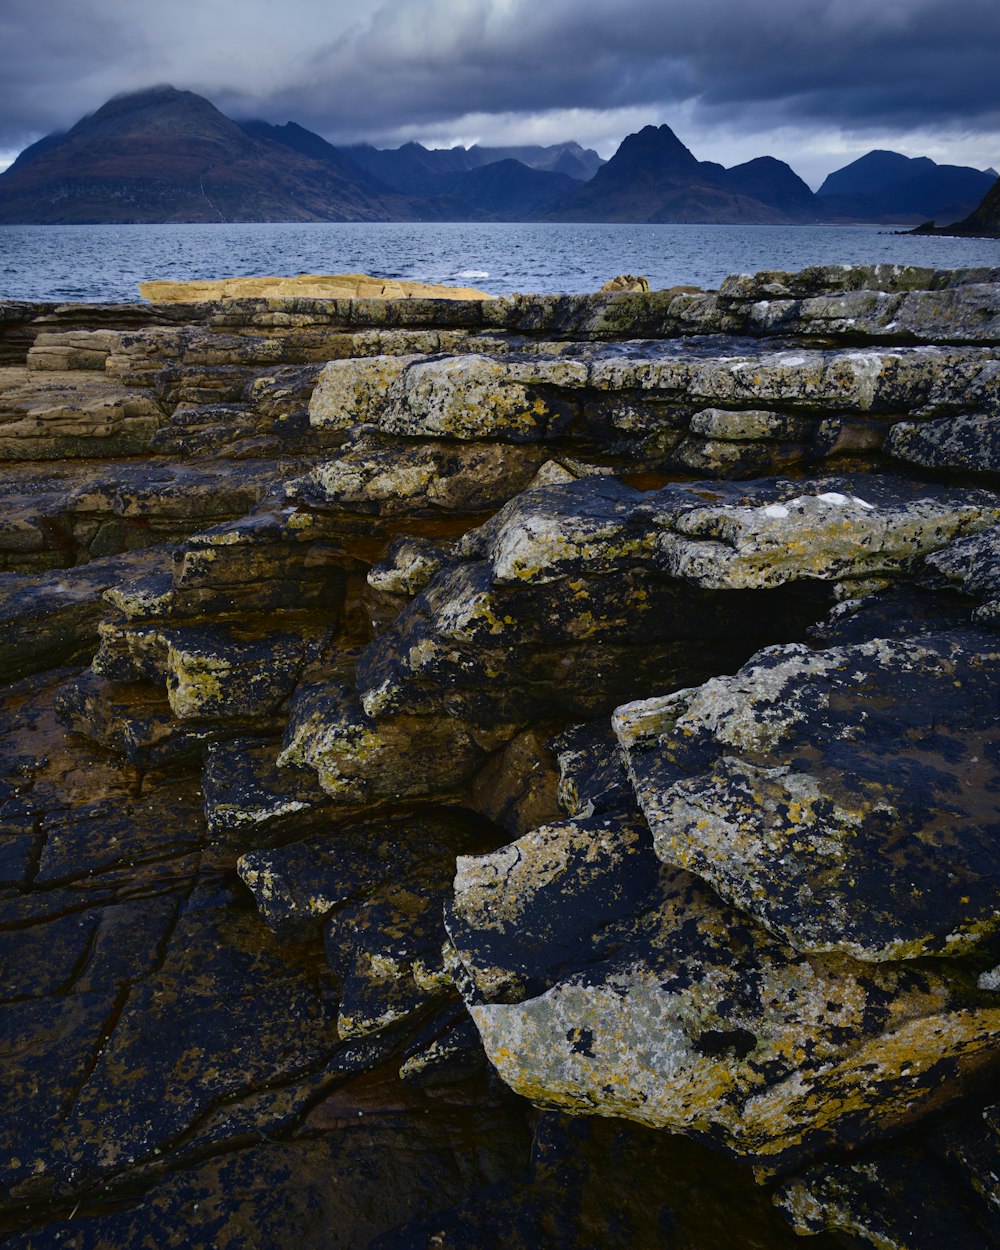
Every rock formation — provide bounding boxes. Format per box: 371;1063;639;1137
1;263;999;1248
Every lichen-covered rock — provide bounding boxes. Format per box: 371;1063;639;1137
886;413;1000;473
450;829;1000;1176
446;811;661;1002
164;627;309;720
925;524;1000;624
288;437;547;517
311;352;587;442
615;629;1000;961
277;682;485;802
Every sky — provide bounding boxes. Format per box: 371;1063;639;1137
1;0;999;188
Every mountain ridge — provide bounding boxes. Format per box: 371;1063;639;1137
1;86;995;227
544;124;823;224
817;149;997;225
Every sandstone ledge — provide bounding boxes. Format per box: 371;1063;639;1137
138;272;494;303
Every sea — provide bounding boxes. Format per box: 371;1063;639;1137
1;221;998;303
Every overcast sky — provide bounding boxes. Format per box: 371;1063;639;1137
1;0;999;187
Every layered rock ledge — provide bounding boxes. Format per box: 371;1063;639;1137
1;263;999;1249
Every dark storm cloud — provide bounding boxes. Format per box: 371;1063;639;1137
1;0;998;152
214;0;1000;140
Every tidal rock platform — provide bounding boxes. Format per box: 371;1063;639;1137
1;264;999;1248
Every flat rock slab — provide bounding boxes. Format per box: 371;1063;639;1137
139;273;494;302
463;473;1000;592
308;344;1000;451
615;629;1000;960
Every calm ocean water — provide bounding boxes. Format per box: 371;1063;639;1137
1;221;998;302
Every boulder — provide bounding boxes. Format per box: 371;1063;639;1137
448;814;1000;1176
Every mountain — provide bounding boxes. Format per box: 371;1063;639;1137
465;142;603;180
238;119;398;194
912;175;1000;237
546;124;822;224
341;140;585;219
4;88;989;229
344;141;476;197
0;85;420;224
817;150;998;224
238;121;466;220
438;159;579;219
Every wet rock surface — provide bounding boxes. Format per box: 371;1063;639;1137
2;266;999;1248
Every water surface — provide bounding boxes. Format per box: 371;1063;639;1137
1;221;997;302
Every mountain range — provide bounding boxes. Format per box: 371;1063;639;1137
0;85;997;230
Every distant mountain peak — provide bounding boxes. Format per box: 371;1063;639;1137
614;123;700;171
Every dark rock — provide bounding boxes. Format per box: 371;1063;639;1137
616;628;1000;960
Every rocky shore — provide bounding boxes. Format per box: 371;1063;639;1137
1;263;999;1248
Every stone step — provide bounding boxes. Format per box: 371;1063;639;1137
0;459;284;571
0;368;165;459
26;329;124;372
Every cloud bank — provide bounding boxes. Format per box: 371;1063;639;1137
1;0;998;184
